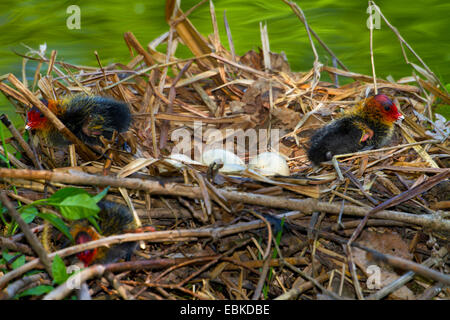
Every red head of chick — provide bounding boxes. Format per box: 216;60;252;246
25;95;131;147
307;94;403;166
70;200;139;266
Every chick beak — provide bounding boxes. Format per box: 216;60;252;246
396;113;404;123
25;124;31;130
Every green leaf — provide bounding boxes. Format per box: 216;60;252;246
16;285;54;298
87;215;101;233
57;194;100;220
92;186;109;203
24;270;42;276
18;205;38;224
12;255;25;269
2;251;12;260
0;153;9;164
2;250;25;269
445;83;450;92
2;251;26;270
45;187;90;206
52;254;69;285
37;212;73;243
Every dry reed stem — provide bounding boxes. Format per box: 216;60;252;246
0;168;448;231
43;265;106;300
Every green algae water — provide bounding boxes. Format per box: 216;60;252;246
0;0;449;125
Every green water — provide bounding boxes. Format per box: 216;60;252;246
0;0;449;125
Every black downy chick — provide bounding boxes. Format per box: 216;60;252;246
25;95;131;147
307;94;403;166
70;200;138;266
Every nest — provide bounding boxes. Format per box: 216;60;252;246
0;0;448;300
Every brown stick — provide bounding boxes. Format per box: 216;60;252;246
0;236;34;256
0;168;449;231
367;247;447;300
43;265;105;300
348;170;450;244
0;114;40;169
0;145;29;169
365;247;450;286
0;273;48;300
274;272;330;300
104;271;132;300
123;32;155;67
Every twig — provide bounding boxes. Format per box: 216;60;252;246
260;22;271;71
365;246;450;286
417;282;447;300
271;232;344;300
0;145;29;169
348;170;450;244
120;280;207;300
104;271;133;300
159;60;193;149
369;1;444;89
287;220;450;288
223;10;236;62
0;273;48;300
0;168;449;231
247;210;274;300
281;0;348;71
170;0;208;28
274;272;329;300
252;254;271;300
368;2;378;94
0;211;302;289
345;244;365;299
0;192;53;277
76;282;92;300
176;238;253;287
0;236;34;256
123;32;155;67
327;219;409;232
367;247;447;300
0;114;40;168
43;265;105;300
247;210;273;260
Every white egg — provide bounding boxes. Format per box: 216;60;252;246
202;149;246;173
248;152;290;176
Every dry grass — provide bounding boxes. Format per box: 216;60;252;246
0;0;448;300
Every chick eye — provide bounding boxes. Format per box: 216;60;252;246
40;113;45;118
384;106;391;111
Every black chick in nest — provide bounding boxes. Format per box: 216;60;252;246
25;95;131;148
307;94;404;166
70;200;144;266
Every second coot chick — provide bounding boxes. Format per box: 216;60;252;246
70;200;138;266
307;94;403;166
